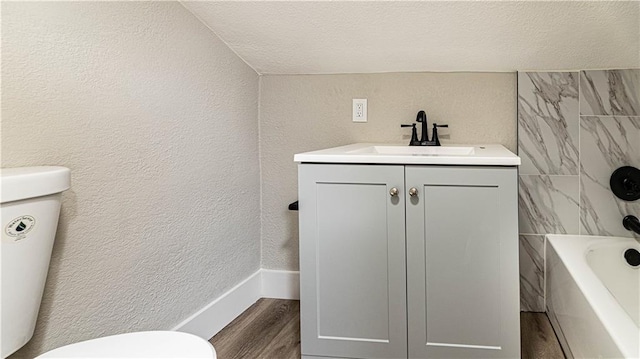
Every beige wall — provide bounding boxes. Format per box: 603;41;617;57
1;2;519;354
1;2;260;357
259;73;517;270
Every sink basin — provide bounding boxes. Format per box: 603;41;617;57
294;143;521;166
349;145;475;156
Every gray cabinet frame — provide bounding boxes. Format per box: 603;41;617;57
299;164;519;359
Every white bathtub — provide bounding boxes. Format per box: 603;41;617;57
546;234;639;359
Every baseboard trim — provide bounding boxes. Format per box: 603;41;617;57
173;269;300;339
261;269;300;300
173;270;262;339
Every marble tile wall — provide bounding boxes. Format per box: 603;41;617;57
517;69;640;312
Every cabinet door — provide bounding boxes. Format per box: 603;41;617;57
298;164;407;359
405;166;520;359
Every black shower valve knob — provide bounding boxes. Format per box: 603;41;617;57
610;166;640;201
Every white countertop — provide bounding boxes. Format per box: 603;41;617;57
294;143;521;166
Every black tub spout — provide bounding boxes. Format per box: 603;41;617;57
623;215;640;236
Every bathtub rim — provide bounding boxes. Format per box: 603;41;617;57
546;234;639;359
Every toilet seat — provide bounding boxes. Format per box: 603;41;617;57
36;331;217;358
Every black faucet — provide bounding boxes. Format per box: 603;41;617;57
401;110;448;146
416;110;428;144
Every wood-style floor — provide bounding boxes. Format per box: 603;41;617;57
210;299;301;359
210;299;565;359
520;312;565;359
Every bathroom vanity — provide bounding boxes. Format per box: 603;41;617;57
295;143;521;359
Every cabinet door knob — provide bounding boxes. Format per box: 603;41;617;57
409;187;418;197
389;187;399;197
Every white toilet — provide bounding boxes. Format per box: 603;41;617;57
1;167;216;358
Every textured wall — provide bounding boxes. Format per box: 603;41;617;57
259;72;517;270
1;2;260;357
518;69;640;312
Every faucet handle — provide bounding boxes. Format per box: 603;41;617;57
401;124;420;146
431;123;449;146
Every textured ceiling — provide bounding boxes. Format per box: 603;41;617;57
181;1;640;75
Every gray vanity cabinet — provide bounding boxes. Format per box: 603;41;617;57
298;164;519;359
405;165;520;358
298;164;407;359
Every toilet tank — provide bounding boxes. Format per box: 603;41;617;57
1;167;70;358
